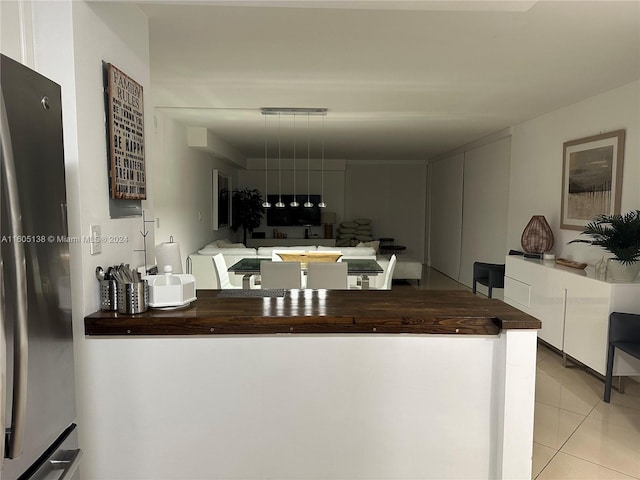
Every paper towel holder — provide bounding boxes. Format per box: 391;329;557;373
155;236;183;274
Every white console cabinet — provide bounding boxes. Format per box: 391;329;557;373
504;255;640;376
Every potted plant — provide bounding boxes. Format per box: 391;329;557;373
231;188;264;245
570;210;640;282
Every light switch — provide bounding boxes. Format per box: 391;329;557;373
90;224;101;255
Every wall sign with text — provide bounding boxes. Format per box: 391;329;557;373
106;63;146;200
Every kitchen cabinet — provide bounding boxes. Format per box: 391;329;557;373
505;255;640;376
504;257;565;350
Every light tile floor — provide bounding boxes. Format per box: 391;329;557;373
397;267;640;479
533;345;640;480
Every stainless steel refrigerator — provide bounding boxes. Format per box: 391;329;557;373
1;54;81;479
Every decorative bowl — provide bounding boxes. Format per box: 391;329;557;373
276;252;343;267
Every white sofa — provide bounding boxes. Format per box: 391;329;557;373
187;240;422;289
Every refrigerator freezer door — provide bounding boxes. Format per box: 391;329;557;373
25;424;81;480
1;54;77;479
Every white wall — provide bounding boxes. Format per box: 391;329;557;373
429;136;512;289
238;160;428;262
459;137;511;290
508;80;640;265
1;0;34;67
430;81;640;287
153;114;240;257
345;162;427;261
429;154;463;278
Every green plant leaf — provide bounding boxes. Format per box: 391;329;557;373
231;188;264;244
569;210;640;264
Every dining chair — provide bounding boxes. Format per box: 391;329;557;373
349;255;396;290
212;253;241;289
604;312;640;402
472;262;505;298
260;261;302;289
306;262;348;289
378;254;397;290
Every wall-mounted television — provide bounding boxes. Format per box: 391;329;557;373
266;195;322;226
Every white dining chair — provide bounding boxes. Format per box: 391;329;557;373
212;253;241;289
378;254;397;290
260;261;302;289
306;262;348;289
350;254;397;290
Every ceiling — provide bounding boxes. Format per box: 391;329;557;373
140;0;640;162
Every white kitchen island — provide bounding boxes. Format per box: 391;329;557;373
84;290;540;480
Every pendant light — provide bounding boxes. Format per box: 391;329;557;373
318;115;327;208
304;113;314;208
261;114;271;208
290;114;299;207
275;113;285;208
261;107;328;208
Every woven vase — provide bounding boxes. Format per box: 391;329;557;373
521;215;554;254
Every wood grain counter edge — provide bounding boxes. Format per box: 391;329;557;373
85;290;541;337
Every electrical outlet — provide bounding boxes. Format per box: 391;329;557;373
90;224;101;255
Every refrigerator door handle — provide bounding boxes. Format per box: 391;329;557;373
1;258;6;461
51;448;83;480
60;202;68;237
0;85;29;460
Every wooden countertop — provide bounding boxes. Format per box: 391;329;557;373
84;289;540;336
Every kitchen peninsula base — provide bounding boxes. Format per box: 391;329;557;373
84;290;540;480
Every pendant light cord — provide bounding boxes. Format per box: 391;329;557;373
264;115;268;197
320;115;325;206
278;113;282;204
307;114;311;204
291;115;297;205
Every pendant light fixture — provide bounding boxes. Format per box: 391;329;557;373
275;113;285;208
318;115;327;208
260;107;327;209
304;113;314;208
290;114;299;207
261;114;271;208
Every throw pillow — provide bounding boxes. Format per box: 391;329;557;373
355;234;374;242
356;240;380;253
338;233;356;239
340;221;359;229
217;241;246;248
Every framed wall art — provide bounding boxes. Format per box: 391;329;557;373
561;129;625;230
105;63;146;200
213;169;231;230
